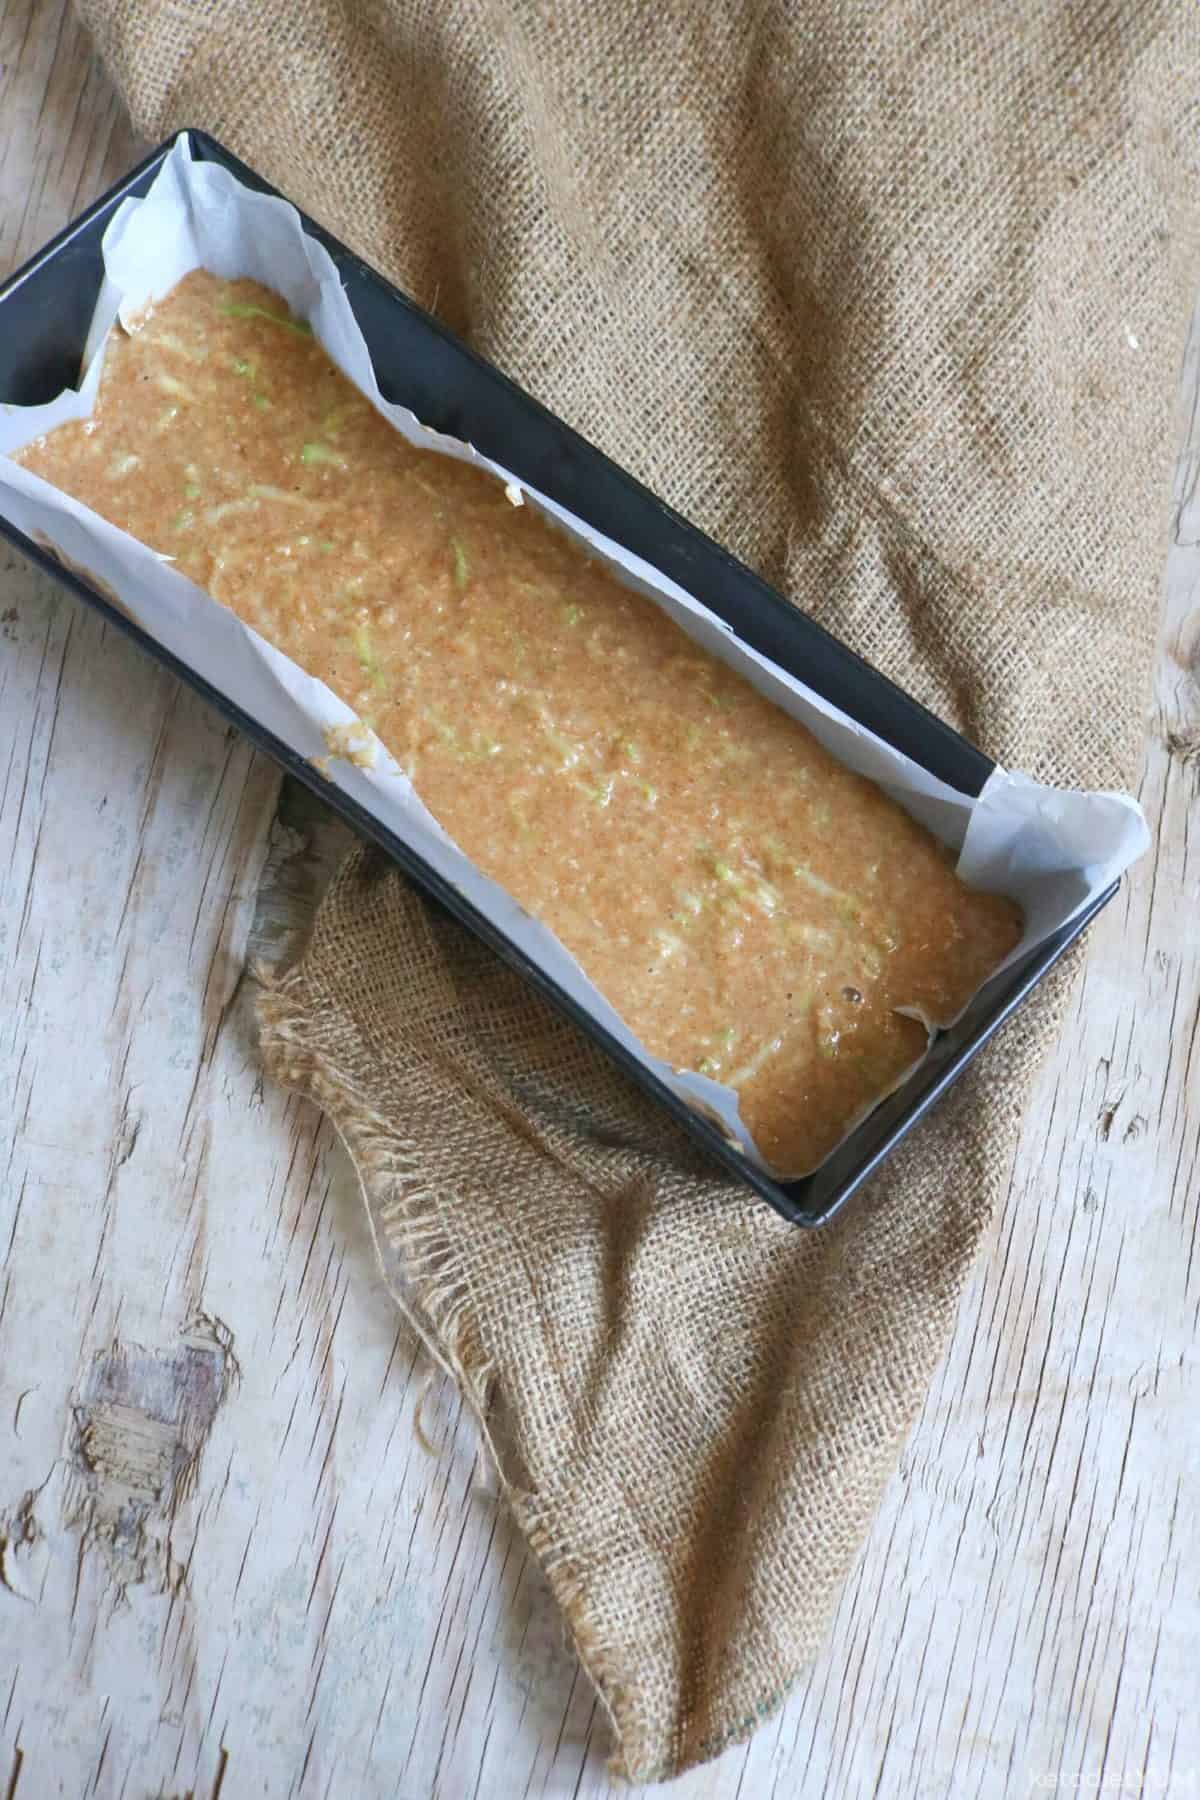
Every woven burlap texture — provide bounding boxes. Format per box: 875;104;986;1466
80;0;1198;1781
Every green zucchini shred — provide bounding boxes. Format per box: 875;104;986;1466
301;441;345;467
221;300;313;337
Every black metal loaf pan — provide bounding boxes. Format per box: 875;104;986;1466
0;129;1114;1226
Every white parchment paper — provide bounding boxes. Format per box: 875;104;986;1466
0;137;1150;1176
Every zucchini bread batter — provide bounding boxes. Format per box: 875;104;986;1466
14;272;1022;1173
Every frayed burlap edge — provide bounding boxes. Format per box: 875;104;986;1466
253;960;655;1781
252;926;1062;1785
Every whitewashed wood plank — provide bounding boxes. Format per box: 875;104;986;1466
0;0;143;280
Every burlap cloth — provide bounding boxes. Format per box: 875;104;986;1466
80;0;1198;1782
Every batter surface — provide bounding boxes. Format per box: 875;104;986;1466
14;271;1022;1173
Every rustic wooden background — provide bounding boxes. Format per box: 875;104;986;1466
1;5;1197;1796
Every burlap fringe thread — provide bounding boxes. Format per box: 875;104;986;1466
253;962;647;1781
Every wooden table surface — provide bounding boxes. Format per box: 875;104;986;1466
2;8;1197;1797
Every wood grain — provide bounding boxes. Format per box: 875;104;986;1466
1;13;1197;1796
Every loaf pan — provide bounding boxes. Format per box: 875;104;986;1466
0;129;1117;1225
